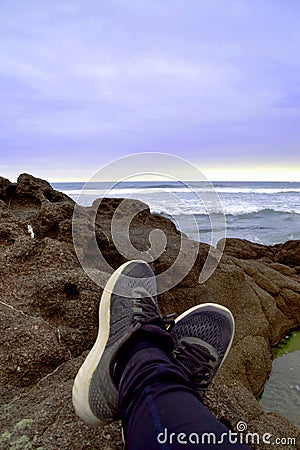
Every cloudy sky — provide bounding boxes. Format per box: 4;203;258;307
1;0;300;181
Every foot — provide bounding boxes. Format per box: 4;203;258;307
72;260;162;426
169;303;235;395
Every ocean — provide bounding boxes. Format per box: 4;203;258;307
52;181;300;246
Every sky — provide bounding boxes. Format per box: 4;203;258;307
1;0;300;182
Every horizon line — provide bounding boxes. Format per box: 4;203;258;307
49;179;300;184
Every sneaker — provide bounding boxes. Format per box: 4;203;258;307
169;303;235;395
72;260;161;426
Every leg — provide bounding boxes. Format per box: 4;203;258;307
117;335;249;450
72;260;250;449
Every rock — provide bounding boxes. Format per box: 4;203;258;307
273;240;300;267
0;173;73;220
0;353;124;450
217;238;274;260
220;236;300;269
0;174;299;449
0;302;70;389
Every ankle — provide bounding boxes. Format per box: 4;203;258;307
112;326;174;387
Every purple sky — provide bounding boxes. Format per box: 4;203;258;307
1;0;300;181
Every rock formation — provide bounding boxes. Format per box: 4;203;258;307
0;174;299;449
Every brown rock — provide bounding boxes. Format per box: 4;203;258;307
274;240;300;267
0;302;70;389
220;237;300;269
217;238;274;260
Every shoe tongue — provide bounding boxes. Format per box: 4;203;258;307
178;336;219;363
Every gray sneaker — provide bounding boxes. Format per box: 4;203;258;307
72;260;160;426
169;303;235;395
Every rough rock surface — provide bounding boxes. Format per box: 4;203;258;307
0;174;299;449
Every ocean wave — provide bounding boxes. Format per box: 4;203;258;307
211;187;300;194
120;182;184;190
63;186;300;197
224;206;300;216
224;207;300;217
152;207;300;217
65;187;190;196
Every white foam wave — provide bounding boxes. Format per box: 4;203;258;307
68;187;194;195
64;186;300;197
212;187;300;194
63;185;300;216
153;206;300;216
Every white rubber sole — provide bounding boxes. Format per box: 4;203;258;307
173;302;235;371
72;260;147;426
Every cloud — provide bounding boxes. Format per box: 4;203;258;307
0;0;300;179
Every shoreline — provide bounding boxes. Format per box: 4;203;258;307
0;173;299;448
52;179;300;247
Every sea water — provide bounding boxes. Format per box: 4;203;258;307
260;330;300;429
52;180;300;246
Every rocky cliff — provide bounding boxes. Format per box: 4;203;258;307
0;174;299;449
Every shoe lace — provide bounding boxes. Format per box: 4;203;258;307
132;289;176;327
172;339;217;389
